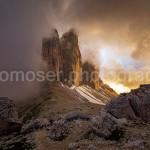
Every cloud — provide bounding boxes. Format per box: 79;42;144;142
132;35;150;64
63;0;150;89
0;0;53;100
0;0;150;98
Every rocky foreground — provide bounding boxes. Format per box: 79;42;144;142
0;84;150;150
0;97;22;135
49;84;150;142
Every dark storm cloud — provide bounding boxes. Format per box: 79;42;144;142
65;0;150;25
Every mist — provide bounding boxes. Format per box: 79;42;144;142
0;0;53;100
0;0;150;100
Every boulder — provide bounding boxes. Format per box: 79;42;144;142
49;121;69;141
105;84;150;121
49;110;126;141
0;97;22;135
91;109;126;140
49;111;91;141
60;111;91;123
105;95;136;120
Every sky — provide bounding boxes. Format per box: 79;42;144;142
0;0;150;99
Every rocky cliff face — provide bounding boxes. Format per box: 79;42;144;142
60;29;82;86
82;62;117;97
0;97;22;135
82;61;103;91
42;29;82;86
42;29;116;93
42;29;63;75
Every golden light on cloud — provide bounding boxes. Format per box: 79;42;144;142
108;82;131;94
90;29;101;35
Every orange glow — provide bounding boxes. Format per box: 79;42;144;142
108;82;130;94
